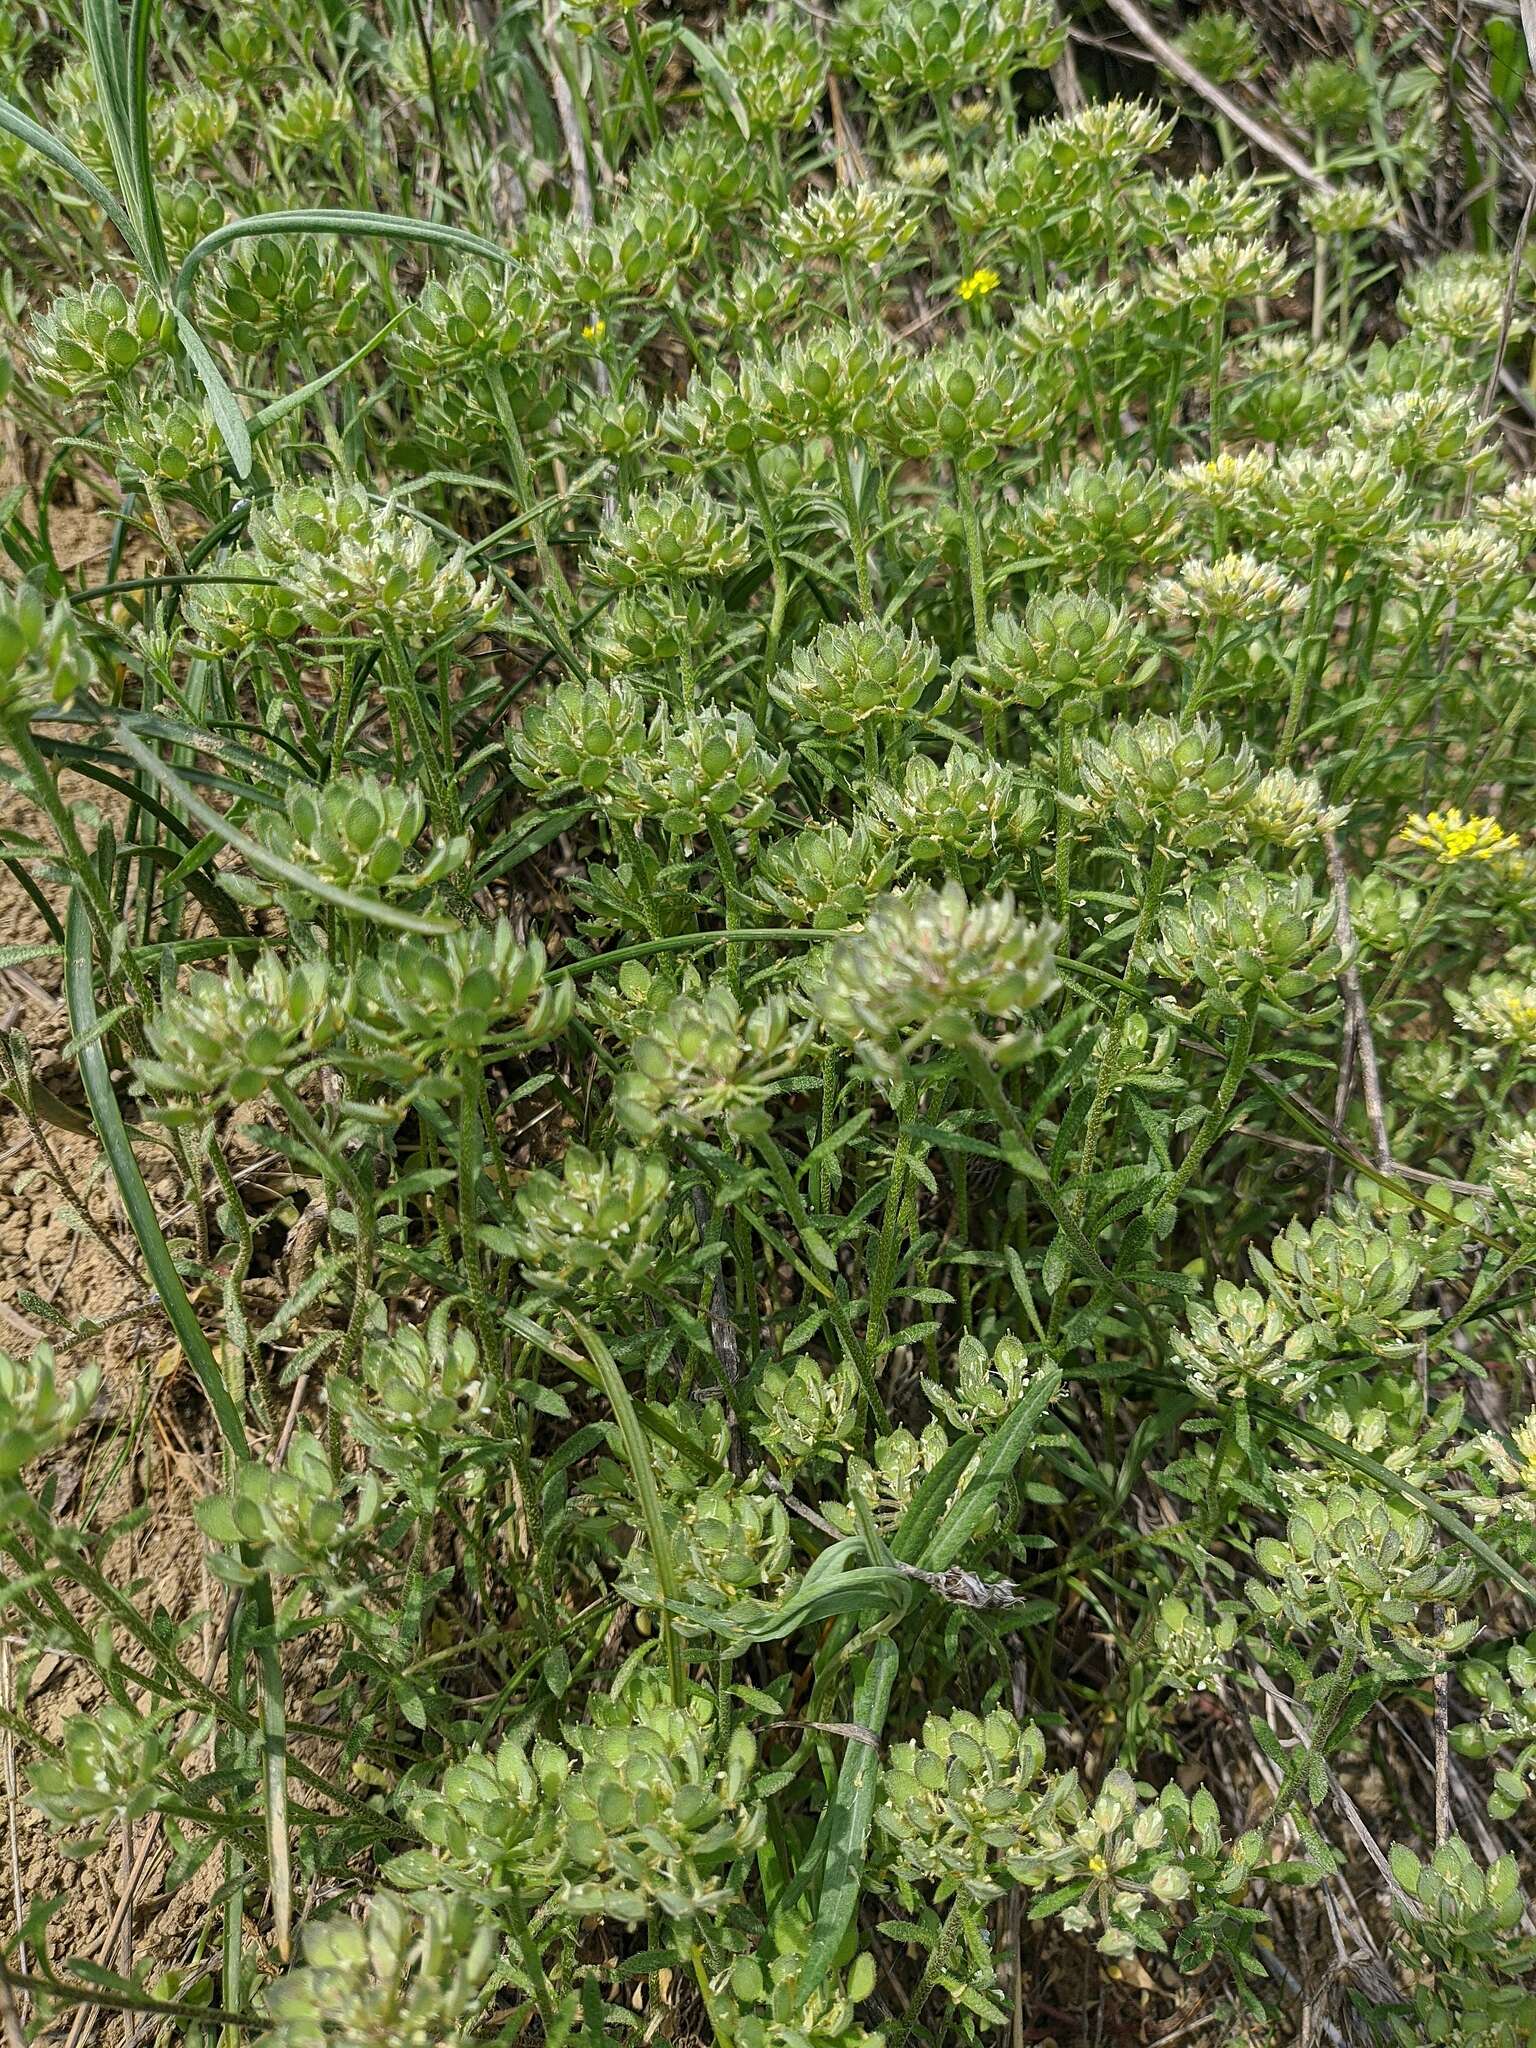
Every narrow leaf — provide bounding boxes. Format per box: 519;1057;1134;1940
175;209;509;309
0;93;136;250
174;313;252;479
800;1639;898;1994
112;721;454;934
922;1368;1062;1573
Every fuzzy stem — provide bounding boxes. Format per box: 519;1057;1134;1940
889;1899;967;2048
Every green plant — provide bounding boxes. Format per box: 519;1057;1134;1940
5;3;1536;2042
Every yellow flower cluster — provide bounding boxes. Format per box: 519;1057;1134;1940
957;266;1000;303
1398;807;1520;865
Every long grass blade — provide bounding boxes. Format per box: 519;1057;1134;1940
65;898;291;1957
799;1637;898;1994
112;721;456;934
0;94;136;250
174;209;510;309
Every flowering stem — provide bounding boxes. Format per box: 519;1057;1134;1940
814;1050;838;1214
1052;714;1074;947
888;1898;967;2048
1263;1644;1359;1840
671;576;699;711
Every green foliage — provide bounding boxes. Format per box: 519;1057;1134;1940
6;2;1536;2042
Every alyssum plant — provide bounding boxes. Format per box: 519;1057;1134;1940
5;0;1536;2042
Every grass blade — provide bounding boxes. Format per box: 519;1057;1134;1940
799;1637;897;1994
112;721;456;934
65;897;246;1451
125;0;168;285
564;1312;687;1706
175;209;510;310
0;93;136;251
65;897;291;1957
174;313;252;479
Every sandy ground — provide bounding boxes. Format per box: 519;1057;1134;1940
1;757;244;2034
0;421;240;2025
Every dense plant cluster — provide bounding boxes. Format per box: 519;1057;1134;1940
6;0;1536;2042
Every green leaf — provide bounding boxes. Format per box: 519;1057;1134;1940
564;1313;687;1708
0;91;136;251
1487;16;1530;114
125;0;169;285
921;1367;1061;1574
676;25;752;139
726;1568;913;1642
800;1638;898;1995
65;899;295;1952
112;721;454;934
174;209;510;310
1272;1403;1534;1605
890;1430;982;1566
65;901;245;1451
248;310;407;438
174;313;251;480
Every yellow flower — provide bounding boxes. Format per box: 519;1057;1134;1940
957;266;1000;304
1398;807;1520;866
581;318;607;342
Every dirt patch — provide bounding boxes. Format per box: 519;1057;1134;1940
0;772;233;2024
0;757;359;2035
